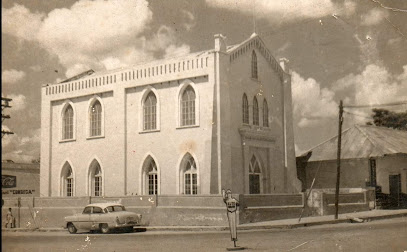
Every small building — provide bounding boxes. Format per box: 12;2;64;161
1;161;40;198
40;33;301;197
297;125;407;208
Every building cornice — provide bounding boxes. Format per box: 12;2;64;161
239;126;276;142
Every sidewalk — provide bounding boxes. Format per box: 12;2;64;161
3;209;407;233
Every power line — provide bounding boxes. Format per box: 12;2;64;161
344;101;407;109
343;110;372;120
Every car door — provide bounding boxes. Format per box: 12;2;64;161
90;206;104;229
76;206;92;230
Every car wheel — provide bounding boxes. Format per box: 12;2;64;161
67;223;77;234
100;223;110;234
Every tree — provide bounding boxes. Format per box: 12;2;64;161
367;108;407;130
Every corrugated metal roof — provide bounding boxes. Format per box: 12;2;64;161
301;125;407;162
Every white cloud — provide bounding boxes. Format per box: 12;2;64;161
29;65;42;72
291;72;338;128
1;128;41;163
181;10;196;31
2;4;44;41
206;0;355;23
36;0;153;77
2;69;26;83
7;94;27;111
3;0;191;78
164;44;191;58
361;8;389;26
1;125;13;147
336;64;407;106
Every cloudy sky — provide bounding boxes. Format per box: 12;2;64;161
2;0;407;163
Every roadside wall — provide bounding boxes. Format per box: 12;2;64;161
307;188;375;216
1;190;375;228
238;194;304;224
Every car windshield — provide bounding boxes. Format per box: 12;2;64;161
83;207;92;214
105;205;125;212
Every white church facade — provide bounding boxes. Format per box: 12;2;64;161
40;33;301;197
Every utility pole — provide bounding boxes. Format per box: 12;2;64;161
334;100;343;219
2;97;14;138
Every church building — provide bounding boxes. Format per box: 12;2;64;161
40;33;301;197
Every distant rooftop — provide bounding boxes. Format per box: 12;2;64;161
300;125;407;162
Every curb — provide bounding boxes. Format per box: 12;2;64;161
2;212;406;233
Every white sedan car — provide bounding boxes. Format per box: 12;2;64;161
64;203;142;234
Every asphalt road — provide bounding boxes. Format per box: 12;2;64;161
2;218;407;252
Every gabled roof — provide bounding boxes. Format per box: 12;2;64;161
301;125;407;162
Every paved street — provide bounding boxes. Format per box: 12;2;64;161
2;218;407;252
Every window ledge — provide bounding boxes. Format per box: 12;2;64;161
176;125;200;130
59;139;76;143
139;129;160;134
86;135;105;140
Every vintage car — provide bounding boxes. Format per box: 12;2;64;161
64;203;142;234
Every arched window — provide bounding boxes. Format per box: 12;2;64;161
144;158;158;195
90;100;102;137
89;161;102;196
180;154;197;195
263;99;269;127
242;94;249;124
61;163;74;197
181;86;196;126
253;97;259;126
251;50;258;79
143;92;157;130
249;155;261;194
63;105;74;140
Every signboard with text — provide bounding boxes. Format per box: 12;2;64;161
2;175;17;188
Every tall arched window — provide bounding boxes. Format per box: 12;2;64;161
251;50;258;79
181;154;197;195
181;86;196;126
263;99;269;127
90;100;102;137
61;163;74;197
143;92;157;130
249;155;261;194
89;161;102;196
63;105;74;140
242;94;249;124
253;97;259;126
146;158;158;195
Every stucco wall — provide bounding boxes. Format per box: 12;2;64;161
2;163;40;198
305;159;370;189
41;53;215;197
222;43;292;194
376;155;407;194
125;76;215;195
40;35;299;197
305;156;407;195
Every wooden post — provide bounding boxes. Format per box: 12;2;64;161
335;100;343;219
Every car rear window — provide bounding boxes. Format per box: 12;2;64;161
105;205;125;212
93;207;103;214
113;206;125;211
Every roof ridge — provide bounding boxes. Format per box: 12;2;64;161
299;126;353;156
